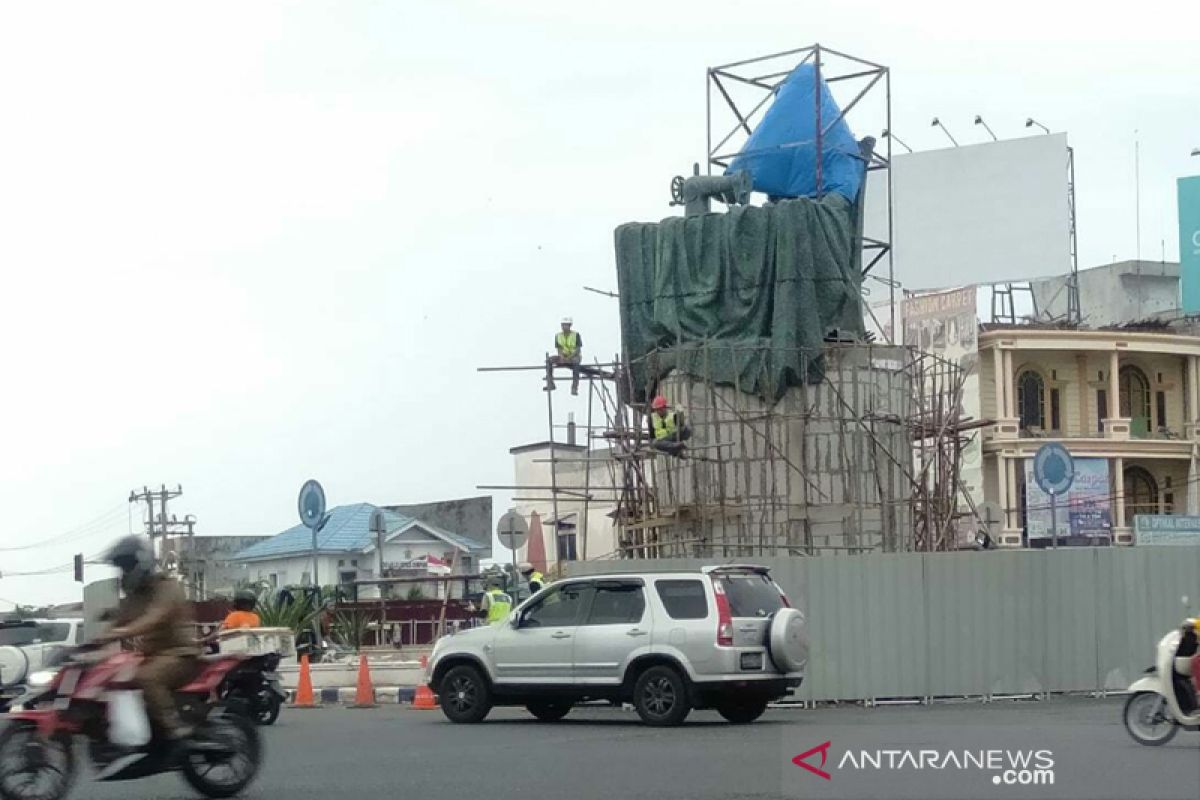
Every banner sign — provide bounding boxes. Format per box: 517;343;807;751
1025;457;1112;545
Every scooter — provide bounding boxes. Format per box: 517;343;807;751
1122;597;1200;746
220;652;287;726
0;642;262;800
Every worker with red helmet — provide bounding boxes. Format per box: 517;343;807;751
648;394;691;456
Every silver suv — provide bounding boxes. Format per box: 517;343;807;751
425;565;807;726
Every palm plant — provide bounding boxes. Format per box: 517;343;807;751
254;590;320;637
330;609;372;650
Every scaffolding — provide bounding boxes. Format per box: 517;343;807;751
482;343;977;562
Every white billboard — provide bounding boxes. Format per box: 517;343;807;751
864;134;1071;292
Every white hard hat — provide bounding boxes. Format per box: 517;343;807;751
561;316;573;325
519;561;534;573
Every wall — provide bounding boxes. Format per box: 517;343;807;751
384;496;493;559
165;535;271;599
511;442;620;567
1031;261;1180;326
569;548;1200;700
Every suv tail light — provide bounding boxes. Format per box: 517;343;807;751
712;577;733;647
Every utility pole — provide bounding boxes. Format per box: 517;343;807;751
128;484;183;567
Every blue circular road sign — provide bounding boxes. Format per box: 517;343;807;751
1033;443;1074;495
298;479;327;529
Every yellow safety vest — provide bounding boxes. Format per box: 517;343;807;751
529;571;545;588
652;411;678;441
484;588;512;625
555;331;579;358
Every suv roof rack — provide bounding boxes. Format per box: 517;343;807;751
700;564;770;575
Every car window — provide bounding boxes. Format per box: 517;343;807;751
584;585;645;625
522;583;591;628
35;623;71;643
655;580;708;620
0;626;39;647
717;573;785;618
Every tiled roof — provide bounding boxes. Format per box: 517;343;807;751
234;503;485;562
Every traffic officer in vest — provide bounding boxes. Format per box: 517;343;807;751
478;576;513;626
545;316;582;395
649;394;691;456
519;561;546;595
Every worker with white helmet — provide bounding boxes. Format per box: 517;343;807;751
518;561;546;594
546;316;583;395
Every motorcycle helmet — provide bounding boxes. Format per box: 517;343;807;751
104;535;155;594
233;589;257;612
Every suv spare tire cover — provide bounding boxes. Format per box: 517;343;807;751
767;608;808;673
0;646;29;687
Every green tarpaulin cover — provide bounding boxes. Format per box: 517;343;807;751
614;194;864;400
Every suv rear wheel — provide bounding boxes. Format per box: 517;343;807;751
716;699;768;724
526;701;571;722
439;665;493;723
633;665;691;727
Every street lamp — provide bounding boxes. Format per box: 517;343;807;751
974;115;998;142
1025;117;1050;134
930;117;959;147
880;128;913;154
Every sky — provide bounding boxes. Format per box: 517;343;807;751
0;1;1196;605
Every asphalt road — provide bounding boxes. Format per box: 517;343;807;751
38;697;1200;800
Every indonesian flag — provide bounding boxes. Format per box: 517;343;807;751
424;555;451;575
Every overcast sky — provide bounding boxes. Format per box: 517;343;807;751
0;1;1195;605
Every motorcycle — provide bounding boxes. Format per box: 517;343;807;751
220;652;286;726
1123;604;1200;746
0;642;261;800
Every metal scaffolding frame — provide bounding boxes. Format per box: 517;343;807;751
706;44;895;336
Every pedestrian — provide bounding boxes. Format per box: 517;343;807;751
648;394;692;457
545;316;582;395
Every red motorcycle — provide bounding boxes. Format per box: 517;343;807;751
0;643;261;800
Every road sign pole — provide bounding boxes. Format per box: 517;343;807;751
1050;489;1058;550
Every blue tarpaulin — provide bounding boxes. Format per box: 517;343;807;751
726;63;863;202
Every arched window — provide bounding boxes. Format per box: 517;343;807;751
1119;365;1152;437
1016;370;1045;431
1123;466;1158;527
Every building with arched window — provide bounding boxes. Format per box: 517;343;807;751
980;327;1200;547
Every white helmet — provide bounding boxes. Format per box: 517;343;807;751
561;316;573;325
519;561;534;573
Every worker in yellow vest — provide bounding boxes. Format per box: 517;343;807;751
545;317;582;395
478;577;513;626
649;394;692;457
519;562;546;595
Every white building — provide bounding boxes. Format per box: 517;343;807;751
509;442;620;570
234;503;487;599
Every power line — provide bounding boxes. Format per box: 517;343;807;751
0;503;128;553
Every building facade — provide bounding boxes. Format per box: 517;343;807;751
979;326;1200;547
509;442;619;570
233;503;486;599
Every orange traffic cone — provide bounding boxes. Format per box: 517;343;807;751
412;683;438;710
350;654;377;708
292;654;316;708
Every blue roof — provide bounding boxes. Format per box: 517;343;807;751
235;503;485;562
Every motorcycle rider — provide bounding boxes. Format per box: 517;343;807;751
97;535;200;743
221;589;262;630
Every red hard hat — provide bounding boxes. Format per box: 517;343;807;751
651;395;668;410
